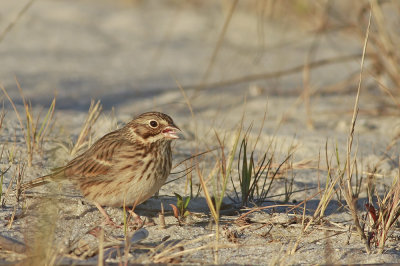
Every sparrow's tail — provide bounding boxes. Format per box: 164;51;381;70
20;175;52;191
20;166;67;192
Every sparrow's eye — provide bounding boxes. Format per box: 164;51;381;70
149;120;158;128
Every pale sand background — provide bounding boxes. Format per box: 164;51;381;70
1;0;400;264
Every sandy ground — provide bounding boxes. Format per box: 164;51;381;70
1;0;400;264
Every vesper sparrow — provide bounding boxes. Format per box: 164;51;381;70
22;111;180;224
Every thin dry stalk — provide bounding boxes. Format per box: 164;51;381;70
343;4;372;254
199;0;238;85
0;0;36;43
289;199;308;254
98;228;104;266
14;161;26;203
146;3;185;73
159;202;166;229
0;165;11;204
188;53;362;91
197;162;219;223
184;159;194;196
0;103;5;132
236;204;294;222
149;233;235;264
301;0;331;130
69;100;102;156
175;78;198;142
371;74;400;110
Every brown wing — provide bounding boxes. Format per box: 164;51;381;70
22;131;131;191
64;133;129;181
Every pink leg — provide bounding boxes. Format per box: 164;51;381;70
94;202;120;227
128;209;144;225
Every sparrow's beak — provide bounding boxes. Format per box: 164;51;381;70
162;124;181;139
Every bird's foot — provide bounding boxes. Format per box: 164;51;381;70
128;210;146;227
94;202;122;228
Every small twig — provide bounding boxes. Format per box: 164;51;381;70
186;53;363;91
0;0;36;43
199;0;238;85
172;149;216;169
159;202;166;229
236;204;294;221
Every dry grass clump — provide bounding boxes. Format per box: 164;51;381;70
55;99;102;157
365;169;400;254
1;82;56;167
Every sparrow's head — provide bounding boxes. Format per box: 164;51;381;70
125;112;180;143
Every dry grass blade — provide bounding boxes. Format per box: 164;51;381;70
0;0;36;43
0;165;11;204
70;100;102;156
198;162;219;222
0;103;5;132
172;149;216;170
370;73;400;110
343;3;372;254
236;204;294;222
188;53;362;91
199;0;238;85
149;233;235;264
36;97;56;146
197;141;232;264
166;163;197;185
98;228;104;266
2;165;17;207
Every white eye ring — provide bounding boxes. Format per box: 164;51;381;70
149;120;158;128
